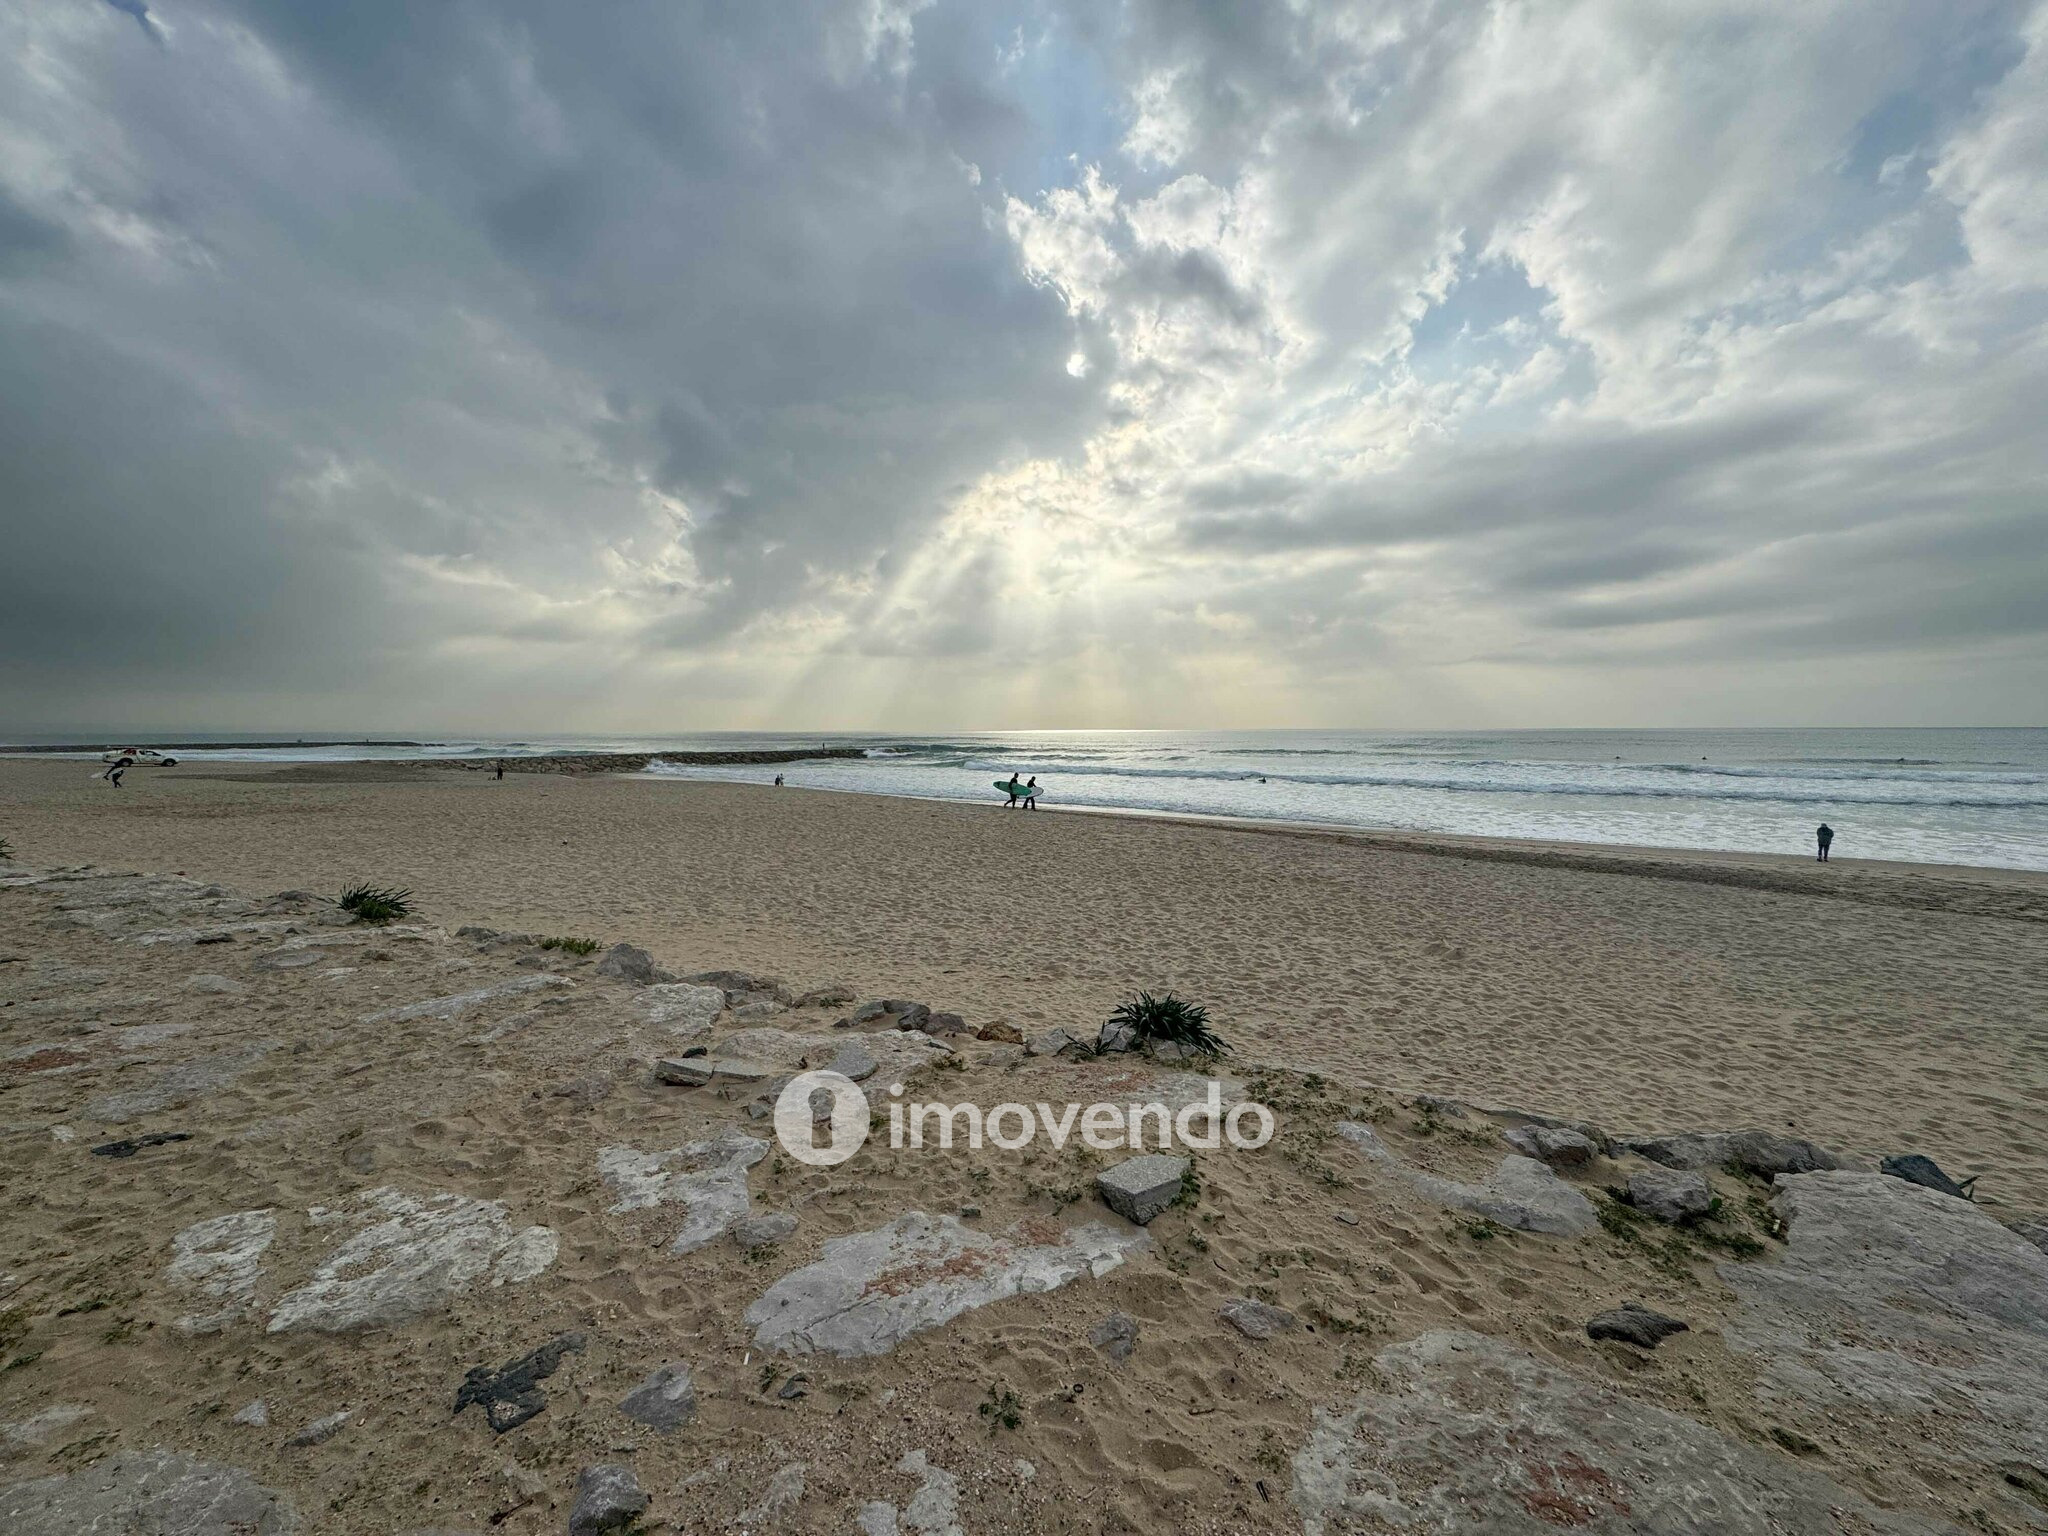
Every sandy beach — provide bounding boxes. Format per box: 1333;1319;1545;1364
2;758;2046;1533
6;759;2045;1191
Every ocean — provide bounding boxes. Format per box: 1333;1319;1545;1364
27;726;2047;872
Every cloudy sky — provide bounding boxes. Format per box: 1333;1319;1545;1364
3;0;2044;734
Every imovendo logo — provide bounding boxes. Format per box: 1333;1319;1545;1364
772;1072;1274;1168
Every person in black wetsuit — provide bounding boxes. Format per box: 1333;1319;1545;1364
1816;823;1834;862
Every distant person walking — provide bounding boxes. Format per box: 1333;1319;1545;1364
1023;775;1039;810
1816;823;1834;862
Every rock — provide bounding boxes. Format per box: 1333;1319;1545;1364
598;1131;769;1253
634;983;726;1034
1149;1040;1197;1064
288;1409;352;1447
958;1203;981;1218
1586;1302;1689;1348
1332;1209;1359;1226
1722;1170;2048;1525
361;975;569;1025
0;1448;297;1535
185;973;246;995
453;1333;588;1434
231;1400;269;1428
775;1372;809;1400
1503;1125;1598;1169
919;1011;972;1036
1617;1129;1840;1178
796;984;856;1009
693;970;794;1006
1336;1122;1596;1235
1096;1153;1189;1225
91;1130;193;1158
567;1465;647;1535
1879;1153;1973;1200
595;944;672;985
734;1211;799;1248
729;998;786;1023
1024;1027;1074;1057
87;1043;277;1122
549;1075;612;1108
884;1001;931;1031
1097;1017;1139;1053
251;948;328;972
858;1451;959;1536
843;999;892;1026
976;1020;1023;1043
747;1212;1146;1357
653;1057;714;1086
1;1404;92;1451
739;1463;806;1525
618;1363;697;1432
1627;1167;1714;1223
268;1187;557;1332
1089;1311;1139;1363
1412;1093;1468;1117
2008;1218;2048;1254
166;1208;276;1333
827;1042;879;1082
1220;1297;1299;1340
1292;1330;1955;1536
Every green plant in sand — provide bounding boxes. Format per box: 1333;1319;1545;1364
1109;991;1229;1056
537;936;601;955
337;883;413;925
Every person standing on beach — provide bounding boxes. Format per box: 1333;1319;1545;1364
1816;823;1834;862
495;761;504;780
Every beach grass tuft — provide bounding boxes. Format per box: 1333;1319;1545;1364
537;935;601;955
337;882;413;925
1110;990;1229;1056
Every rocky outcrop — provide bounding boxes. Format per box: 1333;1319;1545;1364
597;1131;769;1254
165;1208;276;1333
1722;1171;2048;1530
1617;1129;1839;1177
746;1212;1146;1357
1293;1330;1956;1535
0;1448;297;1535
1336;1121;1596;1235
267;1189;557;1332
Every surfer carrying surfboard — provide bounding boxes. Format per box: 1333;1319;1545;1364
995;774;1042;809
